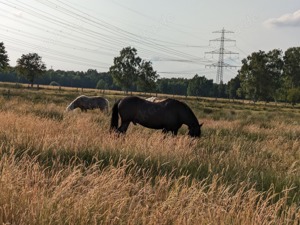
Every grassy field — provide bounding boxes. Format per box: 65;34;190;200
0;83;300;224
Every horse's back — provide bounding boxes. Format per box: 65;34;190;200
119;96;181;112
118;96;144;112
117;97;179;128
80;96;108;109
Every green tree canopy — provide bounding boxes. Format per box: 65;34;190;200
137;60;159;93
16;53;46;87
283;47;300;88
0;42;9;70
227;76;241;99
187;75;213;97
96;79;108;89
287;88;300;106
238;49;283;102
157;78;189;96
109;47;141;93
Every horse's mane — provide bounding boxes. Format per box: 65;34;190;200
146;97;166;103
75;95;87;100
105;98;110;109
66;95;84;109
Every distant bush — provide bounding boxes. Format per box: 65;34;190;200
49;81;60;86
287;88;300;106
96;79;107;89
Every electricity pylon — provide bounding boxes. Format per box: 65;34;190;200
205;28;238;84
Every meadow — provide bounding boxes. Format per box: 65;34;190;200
0;83;300;224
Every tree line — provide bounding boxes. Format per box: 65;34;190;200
227;48;300;105
1;42;300;104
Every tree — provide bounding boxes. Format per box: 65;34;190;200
236;87;245;99
217;81;227;98
227;76;241;99
137;60;159;93
187;75;213;97
266;49;284;102
157;78;169;93
96;79;107;89
287;88;300;106
109;47;141;93
283;47;300;88
0;42;9;71
157;78;189;95
16;53;46;87
238;49;283;102
238;51;264;101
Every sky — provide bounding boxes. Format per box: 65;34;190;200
0;0;300;83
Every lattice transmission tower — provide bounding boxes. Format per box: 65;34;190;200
205;28;238;84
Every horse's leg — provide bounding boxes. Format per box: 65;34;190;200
162;128;175;137
162;128;168;134
118;121;130;133
172;129;178;136
163;128;178;136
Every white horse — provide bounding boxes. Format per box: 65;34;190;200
66;95;109;113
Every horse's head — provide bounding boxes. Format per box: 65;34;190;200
66;100;78;111
188;123;203;138
66;103;74;111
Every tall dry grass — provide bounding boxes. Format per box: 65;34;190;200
0;95;299;224
1;150;299;224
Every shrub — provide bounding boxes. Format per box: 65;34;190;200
287;88;300;106
49;81;60;86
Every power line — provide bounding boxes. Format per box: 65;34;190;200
7;44;108;69
0;24;115;57
38;0;202;61
0;0;221;74
1;38;109;67
109;0;210;42
20;0;206;63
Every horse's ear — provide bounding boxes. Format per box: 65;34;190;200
199;122;204;127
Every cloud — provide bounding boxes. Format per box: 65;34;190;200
264;10;300;27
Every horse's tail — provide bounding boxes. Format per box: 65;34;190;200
110;99;121;131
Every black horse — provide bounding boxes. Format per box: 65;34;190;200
110;96;203;137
